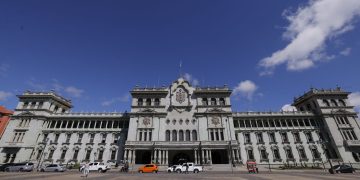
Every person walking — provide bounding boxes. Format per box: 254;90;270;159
185;163;189;174
82;162;90;178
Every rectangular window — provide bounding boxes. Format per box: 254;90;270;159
149;131;152;141
61;121;67;128
275;120;281;127
257;133;264;144
113;121;119;129
293;132;301;143
60;150;67;159
244;133;251;144
101;121;106;128
247;150;254;160
311;149;320;159
111;150;116;160
351;130;358;140
286;149;294;159
245;120;250;128
264;120;269;127
78;133;83;143
43;134;49;142
269;132;276;143
98;150;104;160
89;134;95;143
73;150;79;160
66;134;71;143
220;131;224;140
234;120;239;128
281;132;289;143
215;131;219;141
90;121;95;128
273;149;280;159
67;121;72;128
305;132;313;142
211;131;214;141
292;119;299;127
144;131;147;141
239;120;245;128
260;149;267;160
269;120;275;127
85;150;91;160
48;150;54;159
107;121;113;128
78;121;84;128
113;134;119;144
101;134;107;143
257;120;263;127
281;120;287;127
84;121;89;128
95;121;100;129
55;134;60;143
139;131;143;141
299;149;307;159
73;121;79;128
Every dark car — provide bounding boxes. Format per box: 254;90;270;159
0;163;14;172
329;165;355;174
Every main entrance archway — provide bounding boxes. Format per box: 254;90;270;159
169;150;194;165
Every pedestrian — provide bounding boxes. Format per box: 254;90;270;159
82;162;90;178
185;163;189;174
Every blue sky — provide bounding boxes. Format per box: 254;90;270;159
1;0;360;113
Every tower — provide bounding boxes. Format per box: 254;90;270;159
293;87;360;162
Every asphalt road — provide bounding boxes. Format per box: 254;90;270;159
0;170;359;180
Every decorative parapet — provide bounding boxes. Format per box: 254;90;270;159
49;112;127;117
293;87;349;105
233;111;314;117
19;90;72;105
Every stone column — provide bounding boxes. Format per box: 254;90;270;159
201;150;205;164
154;149;158;164
128;150;132;164
132;149;136;164
194;149;198;164
165;150;168;165
208;150;212;164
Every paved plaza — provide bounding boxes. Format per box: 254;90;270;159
0;170;359;180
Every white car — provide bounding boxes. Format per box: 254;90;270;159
81;162;110;173
167;165;180;173
174;163;203;173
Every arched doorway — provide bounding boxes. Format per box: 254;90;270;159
135;150;151;164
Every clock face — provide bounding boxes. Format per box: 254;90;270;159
176;88;186;104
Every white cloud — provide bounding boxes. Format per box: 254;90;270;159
233;80;258;100
65;86;84;98
183;73;200;86
101;94;130;106
0;91;12;101
259;0;360;74
349;92;360;115
281;104;298;111
340;47;351;56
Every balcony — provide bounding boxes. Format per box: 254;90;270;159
345;140;360;147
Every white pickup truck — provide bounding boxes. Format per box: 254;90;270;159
81;162;111;173
174;163;203;173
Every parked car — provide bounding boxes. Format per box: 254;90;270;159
167;165;180;173
138;164;158;173
174;163;202;173
40;164;66;172
80;162;110;173
329;165;355;174
0;163;14;172
4;162;34;172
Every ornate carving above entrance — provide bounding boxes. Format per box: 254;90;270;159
176;89;186;104
143;117;151;126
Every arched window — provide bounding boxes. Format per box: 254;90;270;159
323;100;330;107
179;130;184;141
172;130;177;141
138;98;143;106
339;99;346;106
186;130;191;141
154;98;160;106
192;130;197;141
202;98;208;106
219;98;225;106
330;99;338;107
146;98;151;106
211;98;217;105
165;130;170;141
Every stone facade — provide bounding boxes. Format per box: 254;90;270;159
0;78;360;166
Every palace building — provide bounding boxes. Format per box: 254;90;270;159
0;77;360;166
